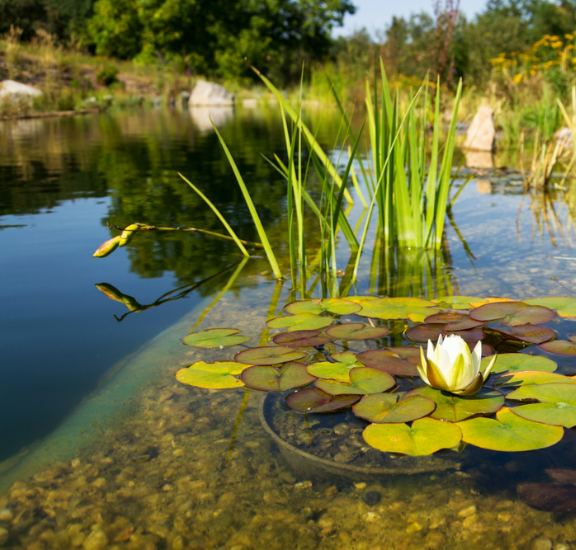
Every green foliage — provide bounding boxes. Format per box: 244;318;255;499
95;64;119;87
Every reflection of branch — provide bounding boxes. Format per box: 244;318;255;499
107;222;264;249
446;209;476;262
96;262;241;322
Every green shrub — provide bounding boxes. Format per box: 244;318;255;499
96;65;119;87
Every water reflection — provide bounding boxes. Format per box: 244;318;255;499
189;106;235;132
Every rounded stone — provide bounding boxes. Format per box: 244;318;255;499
362;491;381;506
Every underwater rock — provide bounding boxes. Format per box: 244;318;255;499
545;469;576;485
458;505;477;518
362;491;381;506
518;483;576;512
82;529;108;550
0;527;8;546
532;538;553;550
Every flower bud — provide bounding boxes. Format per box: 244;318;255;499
118;223;142;247
93;236;121;257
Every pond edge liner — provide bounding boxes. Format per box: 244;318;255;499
0;292;218;495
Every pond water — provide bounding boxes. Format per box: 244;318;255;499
1;105;576;549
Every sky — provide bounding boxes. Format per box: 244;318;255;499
334;0;489;37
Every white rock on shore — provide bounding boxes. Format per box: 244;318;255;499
463;105;495;152
0;80;43;102
189;79;234;107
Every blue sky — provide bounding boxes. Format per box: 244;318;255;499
335;0;489;37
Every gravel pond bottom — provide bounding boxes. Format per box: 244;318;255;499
1;280;576;550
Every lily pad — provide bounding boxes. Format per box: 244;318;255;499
315;367;396;395
539;340;576;356
512;402;576;428
507;382;576;405
433;296;487;310
240;362;315;392
332;352;365;367
518;483;576;512
387;347;421;365
492;325;556;345
284;298;361;316
457;407;564;451
182;328;250;348
424;312;483;331
406;386;504;422
480;353;557;374
267;313;333;332
356;349;419;376
523;296;576;318
356;297;438;320
405;323;485;346
363;417;462;456
469;301;555;326
307;361;358;383
235;346;307;366
176;361;248;389
326;323;390;340
494;371;576;388
272;330;332;347
285;388;360;413
353;393;436;423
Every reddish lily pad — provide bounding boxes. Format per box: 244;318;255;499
307;361;358;383
240;362;315;392
235;346;306;366
363;417;462;456
285;388;360;413
494;371;576;388
405;323;485;346
325;323;390;340
267;313;333;332
523;296;576;318
480;353;557;374
424;312;483;331
176;361;248;389
356;349;419;377
352;393;436;423
272;330;332;347
539;340;576;356
315;367;396;395
469;301;555;326
284;298;361;316
492;325;556;345
457;407;564;452
387;347;421;365
406;386;504;422
182;328;250;348
518;483;576;512
356;297;438;320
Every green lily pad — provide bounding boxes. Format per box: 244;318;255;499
284;298;362;316
267;313;333;332
235;346;307;366
272;330;332;347
539;340;576;356
433;296;487;310
507;382;576;404
182;328;250;348
176;361;248;389
307;361;358;383
345;296;378;303
458;407;564;451
363;417;462;456
240;362;315;392
352;393;435;423
494;371;576;388
492;325;556;345
480;353;557;374
356;350;418;376
285;388;360;413
325;323;390;340
331;352;365;367
512;402;576;428
523;296;576;318
356;297;438;320
469;301;555;326
315;367;396;395
406;386;505;422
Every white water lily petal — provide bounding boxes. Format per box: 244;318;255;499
472;340;482;373
481;353;498;381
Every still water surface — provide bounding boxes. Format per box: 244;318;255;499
1;106;576;549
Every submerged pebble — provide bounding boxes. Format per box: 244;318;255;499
362;491;381;506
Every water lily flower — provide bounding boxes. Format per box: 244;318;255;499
418;334;497;396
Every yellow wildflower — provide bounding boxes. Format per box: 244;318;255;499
551;41;563;49
566;33;574;40
514;73;523;84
